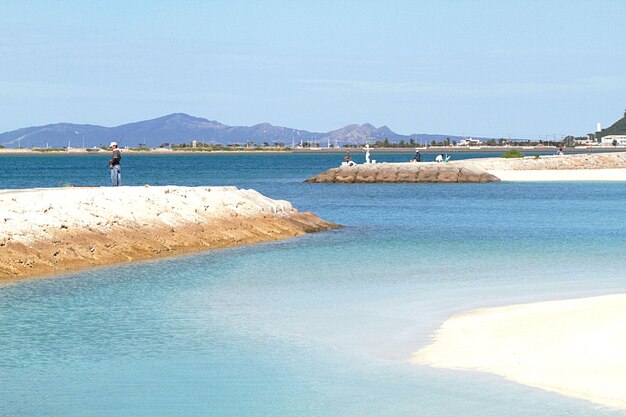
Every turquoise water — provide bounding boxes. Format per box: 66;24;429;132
1;153;626;416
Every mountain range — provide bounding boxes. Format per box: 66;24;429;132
0;113;483;148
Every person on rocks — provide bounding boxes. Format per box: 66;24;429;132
109;141;122;186
344;150;352;163
411;149;421;162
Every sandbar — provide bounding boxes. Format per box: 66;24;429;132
486;168;626;181
0;186;338;282
412;293;626;410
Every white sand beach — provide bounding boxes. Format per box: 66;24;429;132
412;294;626;410
486;168;626;181
0;186;337;281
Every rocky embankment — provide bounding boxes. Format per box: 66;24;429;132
0;186;338;282
305;162;500;183
305;152;626;183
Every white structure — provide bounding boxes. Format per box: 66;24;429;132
600;135;626;146
192;140;197;148
362;143;376;164
596;122;602;133
459;138;481;146
575;136;598;146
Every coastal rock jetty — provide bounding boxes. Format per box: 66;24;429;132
306;152;626;183
305;162;500;183
0;186;338;281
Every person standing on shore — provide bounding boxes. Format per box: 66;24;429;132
109;142;121;186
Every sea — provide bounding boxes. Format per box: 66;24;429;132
1;152;625;417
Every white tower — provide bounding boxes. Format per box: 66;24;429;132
596;122;602;132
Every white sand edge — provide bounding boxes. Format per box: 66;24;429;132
411;293;626;410
487;168;626;182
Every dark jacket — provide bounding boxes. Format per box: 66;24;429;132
110;149;121;167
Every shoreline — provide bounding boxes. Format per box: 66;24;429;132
412;293;626;410
0;186;339;283
486;168;626;181
3;147;626;155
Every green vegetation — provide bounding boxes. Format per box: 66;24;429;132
597;114;626;139
32;148;67;152
168;143;291;152
501;149;524;158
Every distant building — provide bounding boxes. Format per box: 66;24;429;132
600;135;626;146
575;136;597;146
192;140;197;148
459;138;481;146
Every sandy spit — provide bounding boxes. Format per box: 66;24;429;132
0;186;339;282
486;168;626;181
412;294;626;410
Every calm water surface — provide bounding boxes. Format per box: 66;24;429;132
1;153;625;416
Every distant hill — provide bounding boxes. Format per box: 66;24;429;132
0;113;486;148
597;111;626;138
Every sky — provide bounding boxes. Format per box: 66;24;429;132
1;0;625;139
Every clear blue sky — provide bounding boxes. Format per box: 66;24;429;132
1;0;624;138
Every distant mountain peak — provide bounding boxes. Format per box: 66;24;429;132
252;122;275;128
162;113;210;123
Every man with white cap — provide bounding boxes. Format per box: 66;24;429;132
109;141;121;186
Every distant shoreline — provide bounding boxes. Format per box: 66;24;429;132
2;146;626;155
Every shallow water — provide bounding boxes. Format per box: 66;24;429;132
1;153;625;416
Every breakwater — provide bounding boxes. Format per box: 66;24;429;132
305;162;500;183
0;186;339;281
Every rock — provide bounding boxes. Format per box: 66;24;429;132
416;166;438;182
397;167;418;182
375;166;399;182
437;166;461;183
458;167;484;183
355;165;379;182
